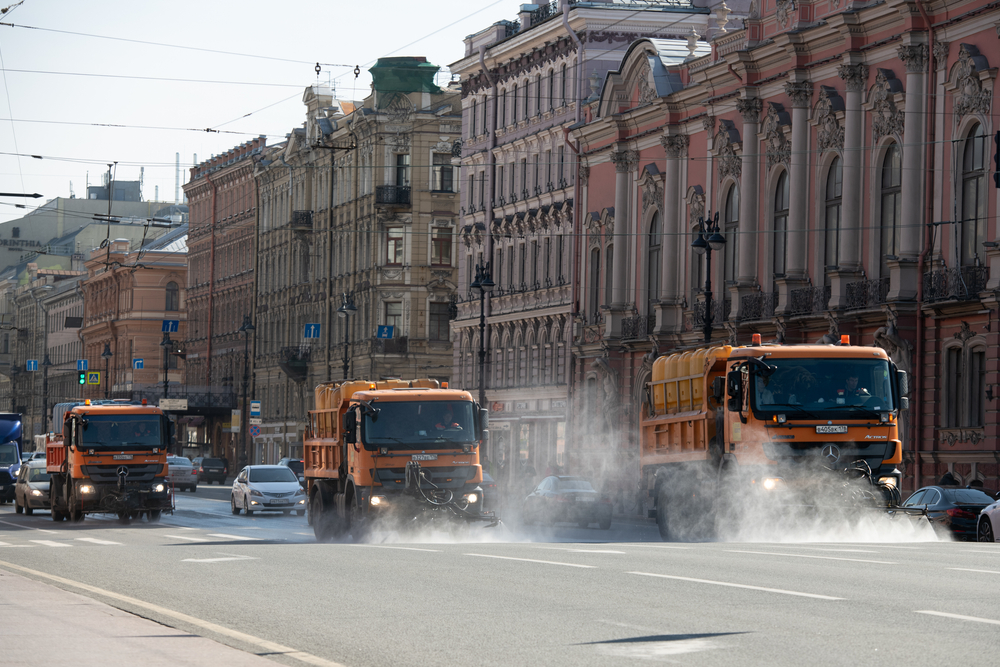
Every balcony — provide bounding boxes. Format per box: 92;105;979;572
278;346;311;382
923;266;989;303
373;336;408;355
740;291;777;322
622;315;655;340
790;285;830;316
289;210;313;231
692;298;731;328
375;185;411;207
129;384;237;410
845;277;889;311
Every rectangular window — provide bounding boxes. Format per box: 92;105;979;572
470;101;477;139
946;347;962;428
519;244;526;289
432;153;453;192
531;240;538;287
468;174;474;208
545;150;552;190
387;227;404;265
520;158;527;198
479;172;486;207
395;154;410;187
385;302;402;329
429;302;450;341
431;227;452;266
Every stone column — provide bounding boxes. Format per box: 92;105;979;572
830;61;868;309
784;79;812;280
895;42;928;299
734;97;761;319
607;149;637;337
656;134;687;333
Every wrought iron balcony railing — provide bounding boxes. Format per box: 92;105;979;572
692;298;731;328
373;336;408;355
923;266;989;303
790;285;830;315
375;185;411;207
845;277;889;310
278;346;311;382
289;210;313;231
622;314;655;340
740;291;778;322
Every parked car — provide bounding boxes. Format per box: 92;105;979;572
977;496;1000;542
231;465;307;516
901;485;996;540
522;475;612;529
277;457;305;488
166;455;198;492
196;457;228;484
14;460;50;515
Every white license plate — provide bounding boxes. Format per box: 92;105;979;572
412;454;438;461
816;425;848;434
113;454;133;460
269;499;290;505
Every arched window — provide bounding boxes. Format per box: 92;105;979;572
962;122;987;267
723;184;739;285
165;281;179;311
879;143;902;277
589;247;601;317
646;213;661;316
824;156;843;276
773;171;789;278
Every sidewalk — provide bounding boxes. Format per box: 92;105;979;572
1;567;279;667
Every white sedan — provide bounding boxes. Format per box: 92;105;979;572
166;456;198;492
231;465;306;516
977;496;1000;542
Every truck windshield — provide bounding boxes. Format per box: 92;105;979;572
80;415;163;450
0;442;17;464
752;357;897;415
364;400;476;450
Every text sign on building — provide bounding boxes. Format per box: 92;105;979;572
250;400;261;417
77;359;88;371
303;323;321;339
26;359;37;372
230;409;241;433
249;417;262;426
133;359;143;370
161;319;179;333
159;398;187;411
87;372;100;384
376;325;394;339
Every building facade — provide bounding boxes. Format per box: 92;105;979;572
571;0;1000;502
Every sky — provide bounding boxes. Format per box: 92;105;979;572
0;0;512;225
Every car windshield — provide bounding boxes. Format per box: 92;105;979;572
169;457;191;465
0;442;18;464
753;357;896;415
364;400;476;449
284;460;303;474
555;478;596;492
81;415;163;450
943;488;995;504
248;468;297;483
27;468;50;483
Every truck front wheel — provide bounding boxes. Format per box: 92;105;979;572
312;492;334;542
68;489;85;523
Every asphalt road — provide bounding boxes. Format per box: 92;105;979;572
1;482;999;667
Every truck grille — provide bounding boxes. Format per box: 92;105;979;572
80;463;164;483
377;465;476;490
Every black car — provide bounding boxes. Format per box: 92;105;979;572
196;457;228;484
901;485;997;540
277;457;305;488
522;475;612;529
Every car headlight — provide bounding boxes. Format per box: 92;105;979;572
80;485;96;494
250;489;263;497
296;498;306;505
30;489;43;497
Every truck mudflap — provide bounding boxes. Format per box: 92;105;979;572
403;461;499;526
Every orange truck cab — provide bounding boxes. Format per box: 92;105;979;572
304;379;495;541
47;400;173;523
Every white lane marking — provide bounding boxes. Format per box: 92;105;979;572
629;571;844;600
726;550;895;565
348;544;441;553
29;540;72;548
182;555;258;563
466;553;596;568
597;637;726;659
916;610;1000;626
206;533;261;541
619;544;693;550
166;535;210;542
796;547;880;554
0;559;347;667
0;542;33;547
948;568;1000;575
0;519;57;534
75;538;122;545
539;547;627;554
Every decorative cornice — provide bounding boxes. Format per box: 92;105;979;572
837;63;869;93
736;97;762;124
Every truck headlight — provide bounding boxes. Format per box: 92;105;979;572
80;485;95;494
370;495;386;507
878;476;897;488
762;478;782;491
464;493;478;504
152;483;165;493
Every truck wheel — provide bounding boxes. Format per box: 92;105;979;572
656;485;671;541
231;495;241;515
312;493;333;541
68;492;85;522
148;510;162;523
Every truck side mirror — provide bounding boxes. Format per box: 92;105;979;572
343;411;357;444
899;397;909;411
479;408;489;432
896;370;909;396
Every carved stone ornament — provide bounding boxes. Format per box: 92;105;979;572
897;44;928;74
933;41;949;69
837;63;869;94
783;80;812;108
762;104;790;171
715;121;742;181
748;0;760;19
870;69;904;142
642;179;664;214
638;61;657;105
736;97;763;124
952;45;993;120
688;189;705;226
381;92;414;123
579;165;590;186
814;87;844;152
611;150;639;173
954;320;974;342
775;0;794;30
702;115;716;135
660;134;689;159
387;133;411;151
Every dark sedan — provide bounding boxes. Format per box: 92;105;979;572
522;475;612;529
901;485;996;541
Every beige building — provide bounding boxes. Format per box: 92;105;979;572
252;58;461;463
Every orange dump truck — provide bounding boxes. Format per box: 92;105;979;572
642;335;908;541
304;379;495;541
46;400;173;523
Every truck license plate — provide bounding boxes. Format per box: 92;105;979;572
113;454;133;460
412;454;438;461
815;425;847;434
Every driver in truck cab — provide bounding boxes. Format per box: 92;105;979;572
435;404;462;431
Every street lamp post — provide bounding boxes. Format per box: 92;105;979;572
238;315;255;469
691;211;727;344
469;262;494;407
159;333;171;399
101;343;113;400
337;293;357;380
41;355;51;432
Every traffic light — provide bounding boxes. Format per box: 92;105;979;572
78;372;86;385
993;130;1000;188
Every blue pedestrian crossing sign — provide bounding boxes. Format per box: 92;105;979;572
133;359;144;370
26;360;37;372
376;325;394;339
87;372;101;385
161;319;180;333
303;323;321;339
77;359;88;371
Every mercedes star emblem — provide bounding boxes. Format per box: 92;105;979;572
821;444;841;464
